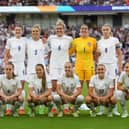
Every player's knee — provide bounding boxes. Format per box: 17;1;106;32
18;96;24;103
114;90;125;101
110;96;117;105
85;96;92;104
76;95;84;104
48;95;53;101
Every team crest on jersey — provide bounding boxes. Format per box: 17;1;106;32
18;46;21;51
87;42;91;47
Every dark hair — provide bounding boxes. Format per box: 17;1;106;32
15;24;23;30
97;64;106;69
123;62;129;68
36;64;46;92
5;62;16;78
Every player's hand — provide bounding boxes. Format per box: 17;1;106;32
100;97;107;103
64;94;71;101
95;96;100;104
70;95;76;100
96;48;101;56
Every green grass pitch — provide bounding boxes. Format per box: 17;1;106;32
0;83;129;129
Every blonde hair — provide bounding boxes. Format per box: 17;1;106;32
32;24;41;32
56;19;65;28
103;23;112;28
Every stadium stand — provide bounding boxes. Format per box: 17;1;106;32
0;0;127;6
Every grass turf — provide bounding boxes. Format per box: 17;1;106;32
0;83;129;129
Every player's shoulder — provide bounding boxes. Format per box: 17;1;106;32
63;35;73;40
15;76;21;81
110;36;119;43
48;35;56;40
90;75;97;80
7;37;15;42
0;74;5;80
73;37;81;41
72;37;82;44
120;71;126;77
88;36;96;41
104;75;113;83
73;73;79;79
110;36;118;40
20;36;27;41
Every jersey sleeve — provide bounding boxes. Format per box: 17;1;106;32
114;37;120;48
47;36;52;52
28;76;34;88
118;72;125;84
89;76;95;87
74;74;81;88
57;75;63;85
46;75;52;89
93;38;97;51
69;39;76;56
69;36;73;49
5;38;11;49
109;78;114;88
16;78;22;89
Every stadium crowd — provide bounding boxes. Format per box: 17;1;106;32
0;0;128;6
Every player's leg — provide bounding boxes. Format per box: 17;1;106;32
72;95;84;117
53;94;63;117
86;95;97;117
114;90;128;118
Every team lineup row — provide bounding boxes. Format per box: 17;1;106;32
0;61;129;118
1;19;128;118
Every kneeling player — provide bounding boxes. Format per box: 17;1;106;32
86;64;116;117
53;62;84;117
114;62;129;118
0;62;23;117
27;64;52;117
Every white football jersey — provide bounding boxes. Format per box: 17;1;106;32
29;74;52;95
0;75;22;96
26;38;45;74
57;74;81;95
6;37;27;63
48;35;73;69
89;74;114;96
119;71;129;88
97;36;120;64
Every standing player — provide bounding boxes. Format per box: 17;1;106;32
96;24;122;116
69;24;97;87
86;64;116;117
53;62;84;117
69;24;96;110
26;24;47;80
4;25;26;115
0;62;24;117
28;64;52;117
48;20;73;92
